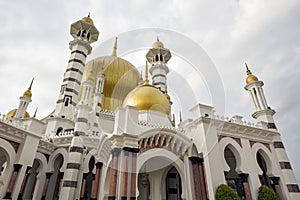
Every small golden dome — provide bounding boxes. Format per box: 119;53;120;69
122;83;170;114
6;109;30;119
245;63;259;84
152;36;164;48
82;13;94;25
23;78;34;98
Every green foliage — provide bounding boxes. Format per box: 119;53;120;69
258;185;279;200
215;184;241;200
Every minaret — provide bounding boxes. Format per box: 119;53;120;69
54;14;99;120
15;79;33;118
244;63;276;129
146;37;172;92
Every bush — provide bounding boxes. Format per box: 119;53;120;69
258;185;278;200
215;184;240;200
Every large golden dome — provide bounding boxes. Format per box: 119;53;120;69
122;82;170;114
79;55;140;110
6;109;30;119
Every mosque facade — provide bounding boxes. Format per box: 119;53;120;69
0;15;299;200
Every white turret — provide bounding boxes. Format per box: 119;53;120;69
15;79;33;119
146;37;172;92
244;63;276;129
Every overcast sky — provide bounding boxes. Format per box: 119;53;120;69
0;0;299;184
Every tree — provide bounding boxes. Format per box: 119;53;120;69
258;185;279;200
215;184;240;200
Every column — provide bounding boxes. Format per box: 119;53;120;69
121;149;130;200
17;166;31;200
41;172;53;200
80;173;88;200
108;148;121;200
270;177;284;200
189;157;200;200
130;149;139;200
198;158;207;200
91;162;103;200
240;173;252;200
4;164;22;199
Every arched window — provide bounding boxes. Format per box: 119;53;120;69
155;55;159;62
82;30;86;37
160;54;163;61
257;151;271;187
82;156;95;199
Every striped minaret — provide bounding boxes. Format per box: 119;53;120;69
146;37;172;92
54;14;99;120
59;74;95;199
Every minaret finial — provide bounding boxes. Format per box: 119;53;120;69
157;36;160;42
29;78;34;90
245;63;252;75
33;107;38;118
112;37;118;56
145;61;149;83
139;70;143;85
88;12;90;17
172;114;175;124
180;112;182;122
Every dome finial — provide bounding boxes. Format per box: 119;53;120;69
23;78;34;98
139;70;143;85
157;36;160;42
112;37;118;57
88;12;90;18
245;62;252;75
33;107;38;118
145;61;149;83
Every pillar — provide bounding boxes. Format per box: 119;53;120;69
198;158;208;200
4;164;22;199
130;148;139;200
240;173;252;200
41;172;53;200
80;173;88;200
121;149;130;200
108;148;121;200
17;166;31;200
270;177;284;200
91;162;103;200
189;157;201;200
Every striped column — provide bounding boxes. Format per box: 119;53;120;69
59;137;85;200
4;164;22;199
108;148;121;200
273;140;300;196
90;162;103;200
54;39;92;119
189;157;201;200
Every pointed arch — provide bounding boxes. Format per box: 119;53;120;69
252;143;277;176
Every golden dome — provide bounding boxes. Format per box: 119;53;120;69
6;109;30;119
82;14;94;25
78;56;140;110
122;83;170;114
152;37;164;48
245;63;259;84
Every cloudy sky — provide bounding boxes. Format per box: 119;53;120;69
0;0;299;184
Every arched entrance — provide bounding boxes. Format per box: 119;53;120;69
256;151;272;188
224;146;245;198
22;159;41;199
137;150;184;200
0;148;7;177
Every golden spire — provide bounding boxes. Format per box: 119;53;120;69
139;70;143;85
82;12;94;25
112;37;118;57
33;107;38;118
144;61;149;83
23;78;34;98
180;111;182;122
245;63;258;84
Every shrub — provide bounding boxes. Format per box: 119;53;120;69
258;185;278;200
215;184;240;200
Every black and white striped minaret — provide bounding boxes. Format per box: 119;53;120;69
54;14;99;120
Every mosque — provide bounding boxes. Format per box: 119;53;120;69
0;15;299;200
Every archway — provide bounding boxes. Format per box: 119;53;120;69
45;154;63;200
0;148;7;177
137;154;184;200
256;151;272;187
224;146;245;198
22;159;40;199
